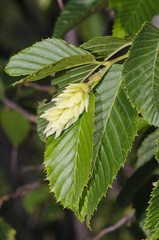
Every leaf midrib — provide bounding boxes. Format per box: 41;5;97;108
93;70;122;170
74;111;90;205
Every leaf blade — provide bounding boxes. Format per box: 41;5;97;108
44;91;95;208
52;64;98;90
5;38;90;76
52;37;132;91
110;0;159;37
145;181;159;240
123;22;159;126
12;54;96;86
137;129;159;168
0;110;30;146
77;65;138;223
53;0;108;38
80;36;132;60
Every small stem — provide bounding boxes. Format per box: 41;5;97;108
89;52;129;90
92;61;108;66
90;63;112;90
57;0;64;9
22;165;44;172
24;82;50;92
92;212;134;240
109;52;129;65
11;146;18;176
0;181;41;206
2;98;37;124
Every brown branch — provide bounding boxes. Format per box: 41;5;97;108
2;98;37;124
0;181;41;206
24;82;50;92
92;212;134;240
57;0;64;10
22;165;44;172
122;163;135;177
11;146;18;175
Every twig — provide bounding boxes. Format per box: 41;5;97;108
2;98;37;124
11;146;18;175
92;212;134;240
122;164;135;177
0;181;41;206
57;0;64;10
24;82;50;92
22;165;44;172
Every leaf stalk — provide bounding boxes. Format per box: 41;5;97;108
90;52;129;90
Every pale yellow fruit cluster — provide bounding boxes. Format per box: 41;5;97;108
41;83;90;138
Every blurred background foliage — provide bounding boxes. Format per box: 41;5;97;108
0;0;158;240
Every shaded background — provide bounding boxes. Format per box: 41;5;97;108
0;1;158;239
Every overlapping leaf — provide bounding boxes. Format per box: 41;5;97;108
80;36;132;60
123;22;159;126
145;181;159;240
52;64;98;90
136;118;149;131
0;110;30;146
52;36;132;90
12;54;96;86
109;0;159;37
38;34;134;142
44;92;95;209
5;38;90;76
76;65;137;223
53;0;108;38
137;129;159;168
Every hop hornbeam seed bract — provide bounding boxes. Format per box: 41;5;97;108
41;83;90;138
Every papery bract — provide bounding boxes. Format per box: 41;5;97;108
41;83;89;138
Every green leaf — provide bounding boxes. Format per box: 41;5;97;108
123;22;159;126
137;129;159;168
5;38;90;76
52;64;98;90
23;184;50;213
52;37;132;91
12;54;96;86
137;117;150;131
44;91;95;209
80;36;132;60
23;184;60;222
109;0;159;37
145;181;159;240
79;12;106;41
0;110;30;146
77;64;137;223
0;218;16;240
53;0;108;38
